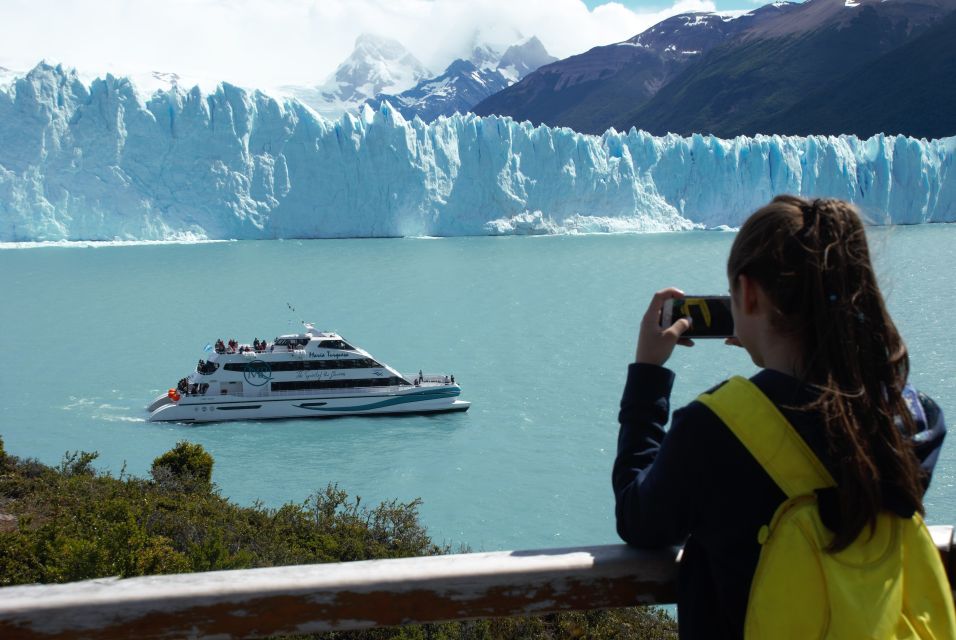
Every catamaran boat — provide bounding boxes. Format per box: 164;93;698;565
146;323;470;423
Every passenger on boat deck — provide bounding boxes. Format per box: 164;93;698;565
451;375;455;384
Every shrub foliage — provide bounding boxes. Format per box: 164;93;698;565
0;435;676;639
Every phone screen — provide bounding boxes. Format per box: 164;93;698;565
666;296;734;338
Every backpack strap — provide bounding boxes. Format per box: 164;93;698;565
697;376;835;498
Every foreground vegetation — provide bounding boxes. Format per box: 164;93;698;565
0;436;676;639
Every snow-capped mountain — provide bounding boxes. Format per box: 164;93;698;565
476;0;956;138
1;63;952;242
367;59;511;122
496;36;558;82
285;33;431;120
473;4;795;133
366;36;557;122
468;43;502;71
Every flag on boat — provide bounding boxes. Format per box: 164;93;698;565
203;343;213;352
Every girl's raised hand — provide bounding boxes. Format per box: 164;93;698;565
636;288;694;367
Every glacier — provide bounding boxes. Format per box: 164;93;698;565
0;62;953;242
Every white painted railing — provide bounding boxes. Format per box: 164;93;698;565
0;527;952;639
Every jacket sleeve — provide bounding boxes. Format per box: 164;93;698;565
910;388;947;491
612;362;701;548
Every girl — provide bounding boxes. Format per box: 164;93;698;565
612;195;947;638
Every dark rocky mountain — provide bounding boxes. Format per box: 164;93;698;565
474;0;956;138
620;0;956;137
367;36;556;121
753;6;956;138
472;3;797;133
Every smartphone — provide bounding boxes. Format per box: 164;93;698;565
660;295;734;338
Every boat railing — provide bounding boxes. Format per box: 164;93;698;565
407;373;455;384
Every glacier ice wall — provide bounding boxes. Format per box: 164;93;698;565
0;63;953;241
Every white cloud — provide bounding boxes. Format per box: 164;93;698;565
0;0;720;91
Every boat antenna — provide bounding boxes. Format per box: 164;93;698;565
286;302;304;328
287;302;315;334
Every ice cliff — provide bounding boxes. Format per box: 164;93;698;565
0;63;953;242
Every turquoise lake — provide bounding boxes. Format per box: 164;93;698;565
1;226;954;551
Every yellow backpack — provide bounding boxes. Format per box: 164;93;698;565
698;376;956;639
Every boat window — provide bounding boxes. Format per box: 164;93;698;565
317;340;355;351
196;360;219;375
273;337;310;347
271;377;407;392
223;358;382;373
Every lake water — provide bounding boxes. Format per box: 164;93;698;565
1;226;954;551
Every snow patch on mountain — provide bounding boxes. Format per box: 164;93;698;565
284;34;430;120
365;36;556;122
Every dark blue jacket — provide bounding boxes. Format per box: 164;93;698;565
612;363;946;639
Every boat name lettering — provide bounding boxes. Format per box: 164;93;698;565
306;351;351;359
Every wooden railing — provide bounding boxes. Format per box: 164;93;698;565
1;525;953;640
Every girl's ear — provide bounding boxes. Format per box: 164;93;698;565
738;274;761;314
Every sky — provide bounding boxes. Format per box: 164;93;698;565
0;0;771;92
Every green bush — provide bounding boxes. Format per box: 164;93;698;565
0;438;676;639
150;440;213;490
57;450;99;477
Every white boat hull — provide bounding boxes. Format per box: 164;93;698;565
147;385;469;423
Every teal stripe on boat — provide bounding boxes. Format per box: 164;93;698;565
299;390;459;412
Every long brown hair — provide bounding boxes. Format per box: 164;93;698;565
727;195;923;551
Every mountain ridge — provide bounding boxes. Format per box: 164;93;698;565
752;6;956;138
620;0;956;136
475;0;956;138
365;36;556;122
472;3;797;134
